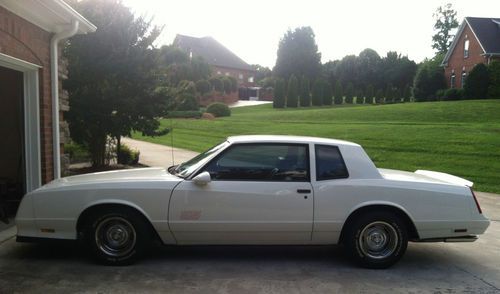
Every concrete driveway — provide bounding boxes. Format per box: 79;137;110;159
0;192;498;293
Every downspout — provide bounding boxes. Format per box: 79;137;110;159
50;20;79;179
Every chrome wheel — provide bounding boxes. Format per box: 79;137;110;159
95;217;137;258
358;221;399;259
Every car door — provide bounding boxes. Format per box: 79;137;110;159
169;143;314;244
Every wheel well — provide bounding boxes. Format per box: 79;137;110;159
338;205;420;244
76;203;161;243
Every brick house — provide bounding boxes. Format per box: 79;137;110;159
442;17;500;88
0;0;95;202
173;34;256;88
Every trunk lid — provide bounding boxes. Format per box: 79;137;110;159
378;168;473;187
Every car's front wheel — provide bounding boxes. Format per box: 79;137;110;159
345;211;408;269
85;208;150;265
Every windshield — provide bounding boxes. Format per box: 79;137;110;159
171;141;229;178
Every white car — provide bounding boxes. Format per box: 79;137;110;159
16;135;489;268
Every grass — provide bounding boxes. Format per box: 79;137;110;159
133;100;500;193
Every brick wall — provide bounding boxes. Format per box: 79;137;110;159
0;6;59;184
444;24;489;88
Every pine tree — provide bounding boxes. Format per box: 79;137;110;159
273;78;286;108
299;76;311;106
366;84;375;104
286;74;299;107
376;89;384;104
334;80;343;104
345;82;354;104
323;81;333;106
311;79;324;106
403;84;411;102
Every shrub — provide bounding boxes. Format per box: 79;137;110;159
209;77;224;92
65;141;90;163
195;79;211;95
175;81;199;111
375;89;384;104
117;143;140;165
286;74;299;107
355;88;364;104
273;78;286;108
299;76;311;107
488;61;500;99
413;60;446;102
322;81;332;106
206;102;231;117
464;63;489;99
438;88;464;101
222;77;232;94
334;80;343;104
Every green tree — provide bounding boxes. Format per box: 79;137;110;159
273;78;286;108
274;26;322;80
366;84;375;104
311;79;324;106
334;80;343;104
464;63;489;99
251;64;272;83
227;76;238;92
375;89;384;104
286;74;299;107
432;3;459;55
355;88;364;104
175;81;199;111
299;76;311;107
413;55;447;101
65;0;167;167
488;61;500;99
195;79;211;95
385;84;394;103
403;84;412;102
222;77;232;94
209;77;224;92
322;81;333;106
345;82;354;104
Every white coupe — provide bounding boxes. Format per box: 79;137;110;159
16;135;490;268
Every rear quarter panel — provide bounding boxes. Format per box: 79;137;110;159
312;178;478;243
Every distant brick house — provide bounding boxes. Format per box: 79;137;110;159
0;0;95;200
442;17;500;88
173;34;256;88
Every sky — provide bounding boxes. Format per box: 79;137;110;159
122;0;500;68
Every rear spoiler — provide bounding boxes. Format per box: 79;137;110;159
415;170;473;187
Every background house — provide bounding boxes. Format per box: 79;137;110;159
173;34;257;97
0;0;95;212
442;17;500;88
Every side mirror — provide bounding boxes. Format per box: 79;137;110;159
192;171;211;185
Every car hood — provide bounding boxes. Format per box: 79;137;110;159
38;167;182;191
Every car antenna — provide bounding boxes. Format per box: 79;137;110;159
170;118;175;166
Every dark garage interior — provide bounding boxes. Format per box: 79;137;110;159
0;66;24;219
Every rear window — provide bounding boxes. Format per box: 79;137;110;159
315;145;349;181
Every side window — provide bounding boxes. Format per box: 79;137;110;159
315;145;348;181
203;144;309;182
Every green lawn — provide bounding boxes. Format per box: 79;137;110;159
133;100;500;193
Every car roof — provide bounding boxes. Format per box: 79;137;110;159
226;135;360;147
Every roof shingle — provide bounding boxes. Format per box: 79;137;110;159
466;17;500;54
173;34;253;71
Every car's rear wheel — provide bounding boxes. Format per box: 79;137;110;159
345;211;408;269
85;208;150;265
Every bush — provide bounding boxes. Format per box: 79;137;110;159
488;61;500;99
375;89;384;104
273;78;286;108
166;111;202;119
65;141;90;163
195;79;211;95
206;102;231;117
117;144;140;165
413;58;446;102
437;88;464;101
286;74;299;107
209;77;224;92
227;76;238;92
322;81;332;106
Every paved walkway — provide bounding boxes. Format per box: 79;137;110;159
121;137;199;167
228;100;272;108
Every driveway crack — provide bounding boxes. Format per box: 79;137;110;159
454;265;500;291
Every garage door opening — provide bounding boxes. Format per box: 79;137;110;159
0;66;24;217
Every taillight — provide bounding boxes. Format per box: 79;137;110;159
470;187;482;214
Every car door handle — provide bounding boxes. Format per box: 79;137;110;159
297;189;311;194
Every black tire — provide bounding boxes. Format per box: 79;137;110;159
344;211;408;269
84;208;150;265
